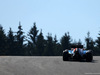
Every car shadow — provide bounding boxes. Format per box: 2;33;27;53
80;59;98;63
65;59;98;63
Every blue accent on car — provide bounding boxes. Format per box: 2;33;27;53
68;50;73;54
82;50;87;54
68;49;87;56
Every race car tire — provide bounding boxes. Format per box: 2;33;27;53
86;52;93;62
63;51;69;61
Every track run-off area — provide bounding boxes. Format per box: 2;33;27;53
0;56;100;75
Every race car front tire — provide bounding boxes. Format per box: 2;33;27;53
86;52;93;62
63;51;69;61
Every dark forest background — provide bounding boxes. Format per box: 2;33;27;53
0;22;100;56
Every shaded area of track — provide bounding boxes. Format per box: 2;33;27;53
0;56;99;75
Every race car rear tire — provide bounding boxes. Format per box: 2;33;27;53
86;52;93;62
63;52;69;61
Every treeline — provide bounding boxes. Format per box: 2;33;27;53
0;22;100;56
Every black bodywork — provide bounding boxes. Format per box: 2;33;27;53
63;45;93;62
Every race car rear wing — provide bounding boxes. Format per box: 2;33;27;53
71;45;83;48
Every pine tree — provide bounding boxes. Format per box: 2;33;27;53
85;32;94;50
44;33;54;56
85;32;91;49
15;22;25;55
0;25;7;55
28;22;39;55
90;39;94;50
53;35;62;56
7;28;15;55
92;31;100;55
28;22;39;45
53;35;57;56
54;35;57;44
96;31;100;49
60;32;71;50
36;30;44;56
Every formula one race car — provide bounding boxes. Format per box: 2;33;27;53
63;45;93;62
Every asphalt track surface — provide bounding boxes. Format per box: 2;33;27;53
0;56;100;75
